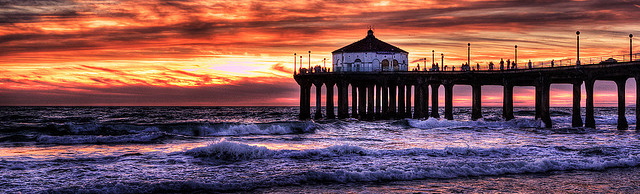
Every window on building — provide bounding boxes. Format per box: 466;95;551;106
393;60;399;71
381;59;389;71
354;59;362;72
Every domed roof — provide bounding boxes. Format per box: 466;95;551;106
332;30;408;54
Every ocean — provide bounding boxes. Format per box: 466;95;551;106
1;106;640;193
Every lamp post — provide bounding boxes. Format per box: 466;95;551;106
515;45;518;66
467;43;471;66
576;31;580;65
441;53;444;71
432;50;435;67
424;57;427;71
294;53;297;75
308;51;311;69
630;34;634;61
300;56;303;71
323;58;326;69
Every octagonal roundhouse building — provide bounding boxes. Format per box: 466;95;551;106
332;30;408;72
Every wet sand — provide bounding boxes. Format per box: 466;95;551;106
259;167;640;193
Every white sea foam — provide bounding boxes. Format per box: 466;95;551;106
184;141;275;160
170;121;317;136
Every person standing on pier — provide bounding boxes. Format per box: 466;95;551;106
488;62;494;70
506;59;511;69
551;59;555;67
528;60;532;69
476;63;480;71
500;58;505;70
512;61;517;69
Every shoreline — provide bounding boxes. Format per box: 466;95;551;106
259;167;640;193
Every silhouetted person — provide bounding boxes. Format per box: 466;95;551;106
528;60;532;69
452;66;456;71
444;65;448;71
551;59;555;67
512;61;517;69
488;61;494;70
476;63;480;71
506;59;511;69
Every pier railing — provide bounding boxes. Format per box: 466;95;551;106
295;53;640;74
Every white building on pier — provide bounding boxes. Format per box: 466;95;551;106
332;30;409;72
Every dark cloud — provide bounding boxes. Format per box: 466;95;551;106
0;0;79;24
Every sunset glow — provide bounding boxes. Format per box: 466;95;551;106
1;0;640;106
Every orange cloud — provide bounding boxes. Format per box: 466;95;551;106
1;0;639;106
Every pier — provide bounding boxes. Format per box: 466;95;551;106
295;61;640;129
294;30;638;129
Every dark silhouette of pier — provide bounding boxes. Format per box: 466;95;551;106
294;60;640;129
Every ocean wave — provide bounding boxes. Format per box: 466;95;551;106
407;118;544;129
48;143;640;193
36;132;170;145
146;121;317;137
5;121;318;144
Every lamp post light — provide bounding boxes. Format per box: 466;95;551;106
630;34;634;61
576;31;580;65
467;43;471;66
294;53;297;75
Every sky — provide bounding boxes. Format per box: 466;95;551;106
1;0;639;106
